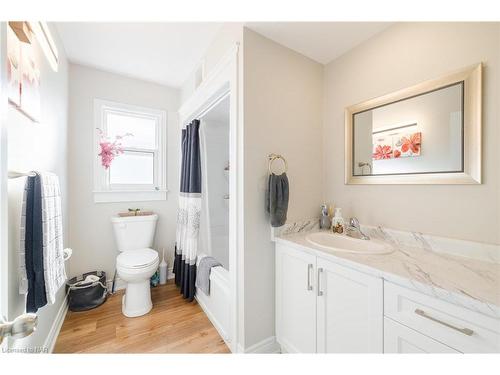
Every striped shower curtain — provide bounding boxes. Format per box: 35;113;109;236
174;119;202;301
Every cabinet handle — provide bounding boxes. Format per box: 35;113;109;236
307;264;313;291
414;309;474;336
317;267;323;296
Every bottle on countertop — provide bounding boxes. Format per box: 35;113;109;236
327;204;334;218
319;204;331;230
332;207;345;234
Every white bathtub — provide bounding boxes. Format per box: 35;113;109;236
195;257;230;344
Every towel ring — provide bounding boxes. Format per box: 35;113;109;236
268;154;288;175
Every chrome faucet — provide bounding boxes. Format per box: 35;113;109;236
346;217;370;240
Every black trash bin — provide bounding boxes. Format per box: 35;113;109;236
66;271;108;311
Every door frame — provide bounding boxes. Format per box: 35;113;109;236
0;22;10;351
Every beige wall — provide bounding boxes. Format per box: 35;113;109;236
67;64;180;280
243;28;324;347
324;22;500;245
5;23;69;349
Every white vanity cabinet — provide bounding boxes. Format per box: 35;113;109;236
275;243;317;353
275;240;500;354
275;242;383;353
316;257;383;353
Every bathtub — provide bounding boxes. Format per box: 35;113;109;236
195;255;230;344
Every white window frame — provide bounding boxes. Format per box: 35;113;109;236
93;99;168;203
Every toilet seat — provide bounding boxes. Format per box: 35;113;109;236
117;248;158;270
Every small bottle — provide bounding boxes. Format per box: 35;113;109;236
319;204;331;230
331;208;345;234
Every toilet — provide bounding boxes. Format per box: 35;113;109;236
111;214;159;317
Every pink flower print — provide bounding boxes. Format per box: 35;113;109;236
401;132;421;155
373;145;393;160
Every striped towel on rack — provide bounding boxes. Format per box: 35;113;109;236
19;172;66;307
40;173;66;304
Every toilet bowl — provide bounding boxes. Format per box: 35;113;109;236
111;214;159;317
116;248;159;317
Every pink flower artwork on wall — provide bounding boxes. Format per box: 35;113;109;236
372;124;421;160
7;24;41;122
7;26;21;106
20;42;41;122
97;129;133;169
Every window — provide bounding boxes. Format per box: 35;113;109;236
94;99;167;203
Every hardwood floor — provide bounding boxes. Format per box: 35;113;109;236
54;280;230;353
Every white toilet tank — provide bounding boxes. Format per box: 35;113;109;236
111;214;158;252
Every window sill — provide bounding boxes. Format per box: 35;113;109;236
93;190;168;203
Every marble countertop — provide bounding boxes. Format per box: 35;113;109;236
275;225;500;319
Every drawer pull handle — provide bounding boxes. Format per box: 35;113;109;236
414;308;474;336
307;264;313;291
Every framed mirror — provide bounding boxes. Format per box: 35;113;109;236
345;63;482;184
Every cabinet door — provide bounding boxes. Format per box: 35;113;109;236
384;318;460;353
276;243;317;353
316;257;383;353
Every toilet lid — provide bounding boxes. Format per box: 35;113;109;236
117;248;159;269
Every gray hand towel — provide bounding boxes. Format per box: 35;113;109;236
196;256;222;296
266;173;289;227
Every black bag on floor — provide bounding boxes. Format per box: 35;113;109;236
66;271;108;311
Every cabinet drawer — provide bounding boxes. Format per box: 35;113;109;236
384;282;500;353
384;318;459;353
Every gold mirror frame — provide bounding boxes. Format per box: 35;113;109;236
345;63;482;185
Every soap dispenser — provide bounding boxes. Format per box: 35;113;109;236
332;208;345;234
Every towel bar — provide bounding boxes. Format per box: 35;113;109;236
8;170;37;179
268;153;288;174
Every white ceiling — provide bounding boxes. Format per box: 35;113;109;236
55;22;223;88
246;22;392;64
56;22;391;89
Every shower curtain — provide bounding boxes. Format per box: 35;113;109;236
174;119;202;301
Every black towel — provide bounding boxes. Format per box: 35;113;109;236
25;175;47;313
266;173;289;227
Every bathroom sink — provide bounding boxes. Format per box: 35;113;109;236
305;232;392;255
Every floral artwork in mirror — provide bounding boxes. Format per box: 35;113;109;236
345;64;481;184
372;124;421;161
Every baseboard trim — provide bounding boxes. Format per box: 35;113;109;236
239;336;280;354
45;297;68;353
